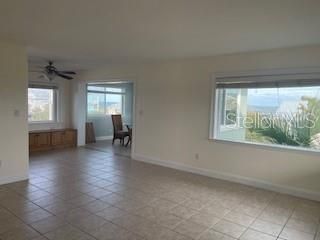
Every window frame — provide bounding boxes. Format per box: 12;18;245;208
209;69;320;154
28;85;59;124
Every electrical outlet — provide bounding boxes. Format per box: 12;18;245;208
195;153;199;160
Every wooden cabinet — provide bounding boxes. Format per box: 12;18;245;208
29;129;77;153
64;130;77;146
29;132;51;152
51;131;64;146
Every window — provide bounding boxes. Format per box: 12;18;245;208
28;86;57;122
212;72;320;151
87;85;124;117
220;89;240;126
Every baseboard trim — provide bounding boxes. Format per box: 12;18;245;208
96;136;113;141
0;174;29;185
132;153;320;202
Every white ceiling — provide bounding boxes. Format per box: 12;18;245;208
1;0;320;69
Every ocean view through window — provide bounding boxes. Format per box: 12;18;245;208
214;85;320;151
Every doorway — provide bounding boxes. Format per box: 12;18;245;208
85;81;134;157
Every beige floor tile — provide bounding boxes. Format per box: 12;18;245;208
45;225;95;240
180;198;208;211
58;207;92;223
81;199;111;213
30;236;50;240
286;217;318;235
152;228;193;240
0;224;40;240
0;216;25;234
189;212;221;227
156;212;184;229
132;220;168;239
249;219;282;236
99;192;126;204
95;205;128;221
234;204;263;218
200;203;231;218
133;205;163;219
258;209;289;226
0;147;316;240
223;211;255;227
70;214;107;232
279;226;315;240
240;229;276;240
198;229;236;240
162;191;188;204
87;221;142;240
174;220;208;239
111;213;146;231
212;220;247;239
30;215;66;234
147;198;178;211
169;205;197;219
20;208;53;224
113;198;147;212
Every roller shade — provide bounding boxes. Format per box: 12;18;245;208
215;71;320;89
28;84;58;90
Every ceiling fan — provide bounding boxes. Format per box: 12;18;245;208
31;61;76;80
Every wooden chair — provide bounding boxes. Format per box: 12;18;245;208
111;114;129;145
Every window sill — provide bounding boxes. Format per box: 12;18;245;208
209;137;320;155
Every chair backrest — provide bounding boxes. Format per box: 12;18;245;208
111;114;123;133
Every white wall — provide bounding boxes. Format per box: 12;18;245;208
0;42;29;184
74;45;320;200
28;73;72;131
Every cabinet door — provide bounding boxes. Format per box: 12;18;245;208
29;134;37;149
37;133;51;147
51;132;64;146
64;130;76;146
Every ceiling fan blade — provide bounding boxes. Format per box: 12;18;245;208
55;72;73;80
59;71;76;74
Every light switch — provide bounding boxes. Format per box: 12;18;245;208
14;109;20;117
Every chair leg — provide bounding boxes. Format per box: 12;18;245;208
125;136;130;147
112;137;115;145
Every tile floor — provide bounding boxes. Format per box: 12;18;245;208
85;140;131;158
0;147;319;240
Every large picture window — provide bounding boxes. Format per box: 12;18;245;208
28;85;57;122
212;72;320;151
87;85;124;117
